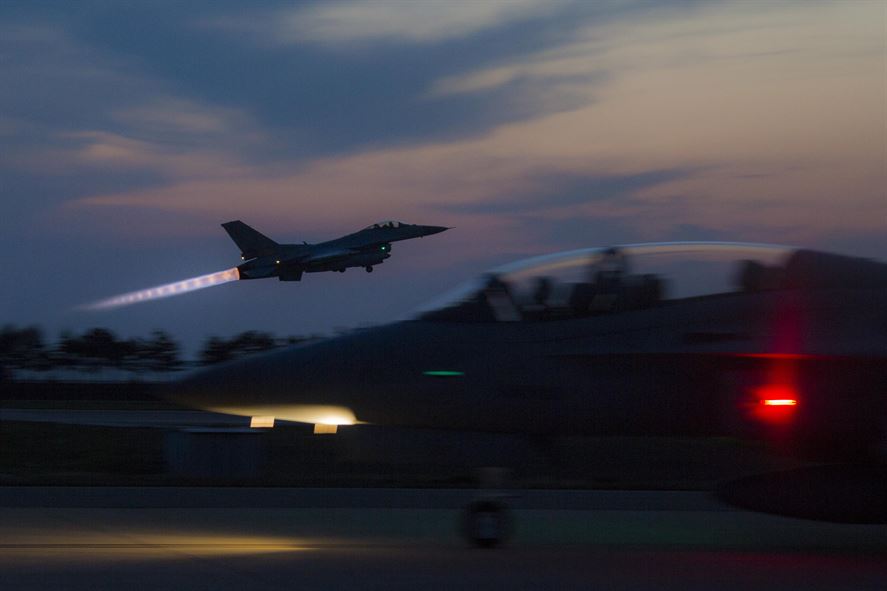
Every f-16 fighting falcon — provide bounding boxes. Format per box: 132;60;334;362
224;220;449;281
82;220;448;310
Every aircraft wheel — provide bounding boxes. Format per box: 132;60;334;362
461;499;512;548
338;269;345;273
365;266;373;273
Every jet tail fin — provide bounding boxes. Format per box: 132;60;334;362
222;221;279;259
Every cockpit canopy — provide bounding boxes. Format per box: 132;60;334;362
415;242;887;323
365;220;406;230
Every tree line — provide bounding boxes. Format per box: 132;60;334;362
0;325;318;380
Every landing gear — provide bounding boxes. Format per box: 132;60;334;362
462;498;512;548
365;266;373;273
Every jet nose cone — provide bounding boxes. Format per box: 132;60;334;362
419;225;449;236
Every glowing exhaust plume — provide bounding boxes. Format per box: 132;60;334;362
83;268;240;310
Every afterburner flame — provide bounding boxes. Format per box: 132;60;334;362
82;268;240;310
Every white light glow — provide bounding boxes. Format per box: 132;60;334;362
202;404;360;426
82;268;240;310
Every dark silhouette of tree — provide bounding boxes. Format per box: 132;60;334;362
199;336;230;366
54;330;77;369
1;325;311;378
233;331;276;354
0;325;49;375
56;328;134;372
139;330;183;373
52;328;184;374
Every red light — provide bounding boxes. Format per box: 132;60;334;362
750;384;799;425
760;399;797;406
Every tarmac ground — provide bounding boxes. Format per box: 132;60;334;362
0;487;885;590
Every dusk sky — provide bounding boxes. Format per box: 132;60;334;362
1;0;884;355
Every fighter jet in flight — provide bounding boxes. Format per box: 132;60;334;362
223;220;448;281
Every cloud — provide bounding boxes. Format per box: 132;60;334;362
0;24;263;225
234;0;571;46
62;130;248;179
438;169;695;215
13;1;887;259
426;1;884;117
112;98;243;137
0;23;261;147
0;25;145;132
9;3;612;163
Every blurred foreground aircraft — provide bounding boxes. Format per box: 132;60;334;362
177;241;887;462
224;220;448;281
52;241;887;540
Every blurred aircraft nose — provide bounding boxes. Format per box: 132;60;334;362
170;344;321;410
168;332;386;421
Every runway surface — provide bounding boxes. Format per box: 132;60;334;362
0;408;247;428
1;487;885;590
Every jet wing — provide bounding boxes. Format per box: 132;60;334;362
301;248;359;265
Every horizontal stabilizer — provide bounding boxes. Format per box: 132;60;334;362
222;220;279;259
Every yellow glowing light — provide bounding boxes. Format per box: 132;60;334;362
250;416;275;428
82;267;241;310
200;404;360;426
319;415;353;426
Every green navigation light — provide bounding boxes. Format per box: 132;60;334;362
423;370;464;377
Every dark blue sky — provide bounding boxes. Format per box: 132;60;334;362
1;0;884;354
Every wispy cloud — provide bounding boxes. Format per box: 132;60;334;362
221;0;572;46
438;169;695;215
0;25;262;198
112;98;243;137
